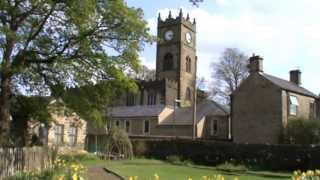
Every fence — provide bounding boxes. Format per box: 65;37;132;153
0;146;57;179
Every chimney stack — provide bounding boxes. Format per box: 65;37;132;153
290;70;301;85
248;54;263;74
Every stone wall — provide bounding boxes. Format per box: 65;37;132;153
47;113;87;152
201;115;229;139
232;73;283;144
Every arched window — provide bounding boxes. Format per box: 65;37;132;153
186;87;192;100
163;53;173;71
186;56;191;73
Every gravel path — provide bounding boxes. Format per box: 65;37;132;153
87;166;122;180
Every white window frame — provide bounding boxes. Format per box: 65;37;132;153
210;119;218;136
289;96;299;116
143;120;151;135
68;125;77;146
125;120;131;134
54;124;64;145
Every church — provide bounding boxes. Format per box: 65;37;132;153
107;10;230;140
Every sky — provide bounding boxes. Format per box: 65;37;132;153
126;0;320;94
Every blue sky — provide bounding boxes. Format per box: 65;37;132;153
126;0;320;94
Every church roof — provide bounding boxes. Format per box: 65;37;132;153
108;105;168;118
261;73;318;98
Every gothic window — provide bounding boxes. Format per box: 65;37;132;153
147;91;157;105
186;56;191;73
186;87;192;100
163;53;173;71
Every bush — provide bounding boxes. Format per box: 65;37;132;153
166;155;182;164
283;118;320;145
131;139;320;171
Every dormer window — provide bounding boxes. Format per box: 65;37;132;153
163;53;173;71
289;96;299;116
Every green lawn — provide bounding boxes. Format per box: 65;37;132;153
82;158;291;180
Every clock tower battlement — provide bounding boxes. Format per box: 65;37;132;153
156;9;197;107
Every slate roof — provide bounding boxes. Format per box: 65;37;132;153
261;73;318;98
109;105;167;118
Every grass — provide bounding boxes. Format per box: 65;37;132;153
81;157;292;180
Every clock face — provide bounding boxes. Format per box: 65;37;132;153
185;32;192;44
164;30;174;41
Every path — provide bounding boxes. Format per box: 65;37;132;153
87;166;122;180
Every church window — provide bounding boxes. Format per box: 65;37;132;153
210;120;218;136
186;87;192;100
125;120;131;134
163;53;173;71
147;92;157;105
143;120;150;134
115;120;120;127
127;94;135;106
289;96;299;116
186;56;191;73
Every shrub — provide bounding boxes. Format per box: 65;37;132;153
216;162;247;172
166;155;182;164
283;118;320;145
292;170;320;180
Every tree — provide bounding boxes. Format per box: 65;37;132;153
129;65;155;81
210;48;249;104
0;0;151;145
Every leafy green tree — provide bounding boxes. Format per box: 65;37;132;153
0;0;151;145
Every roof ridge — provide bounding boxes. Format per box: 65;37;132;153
260;73;318;98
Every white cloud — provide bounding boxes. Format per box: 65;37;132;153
141;1;320;94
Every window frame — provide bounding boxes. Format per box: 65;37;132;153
143;120;150;135
210;119;218;136
163;53;174;71
125;120;131;134
54;124;64;145
147;91;157;105
186;87;192;101
68;125;78;146
289;95;299;116
186;56;191;73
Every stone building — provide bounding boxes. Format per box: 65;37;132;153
108;10;230;140
231;55;319;144
28;99;87;153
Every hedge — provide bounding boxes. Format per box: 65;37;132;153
131;139;320;171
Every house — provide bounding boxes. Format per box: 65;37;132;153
231;55;319;144
106;10;230;140
27;99;87;153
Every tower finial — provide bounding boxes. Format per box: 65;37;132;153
186;13;190;21
179;8;183;18
168;10;172;19
193;18;196;24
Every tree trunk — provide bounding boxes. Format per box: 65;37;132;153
0;74;12;146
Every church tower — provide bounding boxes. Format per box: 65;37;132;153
156;9;197;106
